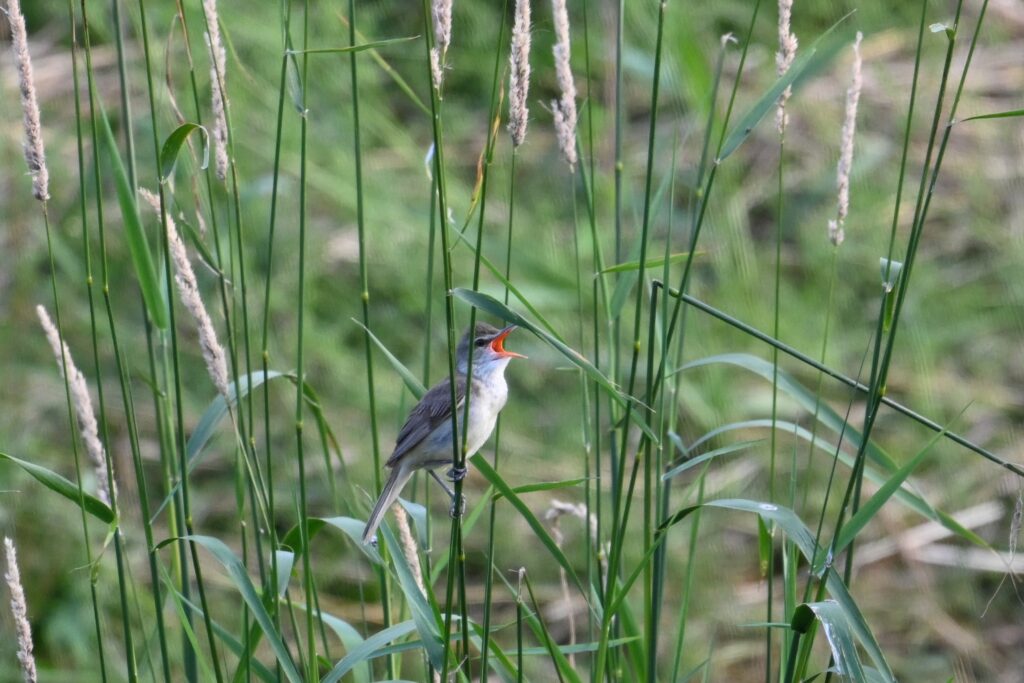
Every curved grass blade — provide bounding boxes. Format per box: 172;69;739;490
661;500;894;680
171;584;277;683
354;320;426;398
831;423;946;562
1;452;114;524
290;603;370;683
720;15;851;161
663;439;762;480
960;108;1024;122
177;535;303;683
287;35;419;55
601;251;700;274
792;601;866;681
680;355;986;546
99;104;168;329
159;122;208;182
320;621;419;683
472;454;591;611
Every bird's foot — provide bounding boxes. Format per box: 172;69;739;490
449;495;467;519
447;465;467;482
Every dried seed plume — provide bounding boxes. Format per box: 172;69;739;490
775;0;798;135
36;306;113;506
550;0;577;168
140;189;230;397
203;0;229;181
507;0;532;147
4;537;37;683
6;0;49;202
828;32;862;247
430;0;453;91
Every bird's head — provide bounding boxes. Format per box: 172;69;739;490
456;322;526;377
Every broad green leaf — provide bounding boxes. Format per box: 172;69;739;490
720;16;851;160
159;122;208;182
661;500;894;681
354;320;426;398
290;603;370;683
601;251;700;274
792;601;866;681
320;621;419;683
1;452;114;524
281;516;383;566
99;105;168;329
178;535;303;683
471;454;591;611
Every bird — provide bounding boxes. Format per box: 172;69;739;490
361;322;525;544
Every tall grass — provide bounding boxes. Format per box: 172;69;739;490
3;0;1024;681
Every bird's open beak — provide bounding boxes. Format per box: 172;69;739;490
491;325;527;359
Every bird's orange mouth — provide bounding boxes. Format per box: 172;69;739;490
491;325;526;359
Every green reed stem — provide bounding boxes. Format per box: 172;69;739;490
292;1;317;677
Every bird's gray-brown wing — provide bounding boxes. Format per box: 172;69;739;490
386;376;466;467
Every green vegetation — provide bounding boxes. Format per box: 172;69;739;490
2;0;1023;681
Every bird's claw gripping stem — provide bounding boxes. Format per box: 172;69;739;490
449;495;467;519
447;465;467;482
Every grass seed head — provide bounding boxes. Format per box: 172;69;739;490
203;0;229;181
36;305;113;506
6;0;49;202
140;189;230;397
4;537;37;683
775;0;798;135
550;0;577;168
508;0;532;147
830;32;863;246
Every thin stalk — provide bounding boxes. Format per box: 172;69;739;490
293;1;317;677
344;0;394;674
41;203;109;682
258;3;293;634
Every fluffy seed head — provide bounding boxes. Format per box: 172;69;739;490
4;538;36;683
140;189;230;397
36;306;113;506
550;0;577;168
829;32;863;246
430;0;453;90
6;0;49;202
203;0;229;181
775;0;798;135
507;0;532;147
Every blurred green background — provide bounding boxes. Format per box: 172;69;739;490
2;0;1023;680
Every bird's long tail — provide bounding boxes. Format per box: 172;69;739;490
362;464;414;544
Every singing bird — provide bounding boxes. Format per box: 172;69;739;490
362;322;525;544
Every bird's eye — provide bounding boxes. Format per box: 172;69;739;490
475;338;488;347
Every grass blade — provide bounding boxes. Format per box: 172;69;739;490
1;451;114;524
792;601;866;681
98;105;168;329
353;319;426;398
159;122;208;182
175;535;303;683
471;454;591;609
720;16;851;161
